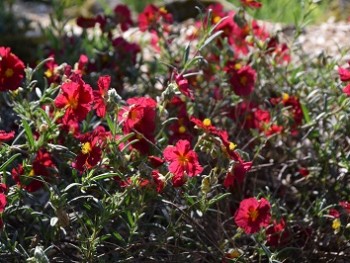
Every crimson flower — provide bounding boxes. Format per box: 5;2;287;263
339;201;350;214
234;197;271;234
266;218;289;247
55;76;93;124
152;170;165;193
224;160;252;189
190;116;218;134
343;84;350;96
148;156;165;168
73;126;108;171
163;140;203;187
0;46;25;91
73;139;102;172
339;67;350;82
0;130;15;142
12;149;56;192
0;193;6;213
138;4;173;32
114;4;133;31
175;73;194;100
229;65;256;97
76;16;99;28
118;97;157;154
93;75;111;118
240;0;262;9
299;167;309;177
0;184;7;213
44;55;59;84
329;208;340;219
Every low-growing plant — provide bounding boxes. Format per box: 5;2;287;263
0;1;350;262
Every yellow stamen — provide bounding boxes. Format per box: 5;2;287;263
29;169;35;177
81;142;92;154
248;208;259;222
5;68;14;78
332;218;341;232
178;155;188;166
178;125;186;134
282;93;290;102
213;16;221;24
240;76;248;86
234;63;242;70
159;7;168;14
44;69;53;78
203;118;212;127
229;142;237;151
68;97;78;109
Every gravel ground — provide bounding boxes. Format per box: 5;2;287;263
10;0;350;63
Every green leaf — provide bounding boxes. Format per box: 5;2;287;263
90;172;122;182
22;119;35;150
300;103;311;124
199;30;223;51
0;153;21;171
208;193;231;206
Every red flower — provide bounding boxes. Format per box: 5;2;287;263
148;155;165;168
0;130;15;142
55;76;93;124
190;116;218;134
76;16;99;28
118;97;157;154
175;73;194;100
44;55;60;84
114;4;133;31
338;67;350;82
224;160;252;189
228;65;256;96
299;167;309;177
0;193;6;213
163;140;203;186
0;46;25;91
329;208;340;218
234;197;271;234
343;84;350;96
278;94;303;135
73;128;105;172
207;3;226;24
112;37;141;65
12;149;56;192
266;218;289;247
138;4;173;32
339;201;350;214
93;75;111;118
240;0;262;9
152;170;165;193
0;184;7;213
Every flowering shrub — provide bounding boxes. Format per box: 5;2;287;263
0;1;350;262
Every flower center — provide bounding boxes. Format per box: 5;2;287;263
68;96;78;109
81;142;92;154
240;76;248;86
234;63;242;70
178;125;186;133
44;69;53;78
229;142;237;151
213;16;221;24
29;169;35;177
203;118;212;127
5;68;14;78
248;207;259;222
178;154;188;166
130;109;139;121
282;93;289;102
